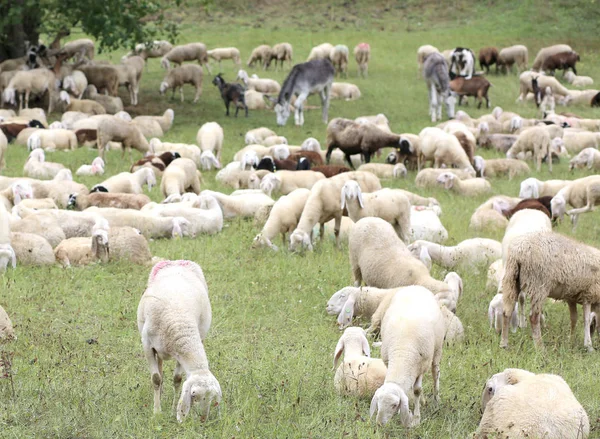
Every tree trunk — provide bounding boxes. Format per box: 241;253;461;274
0;0;41;62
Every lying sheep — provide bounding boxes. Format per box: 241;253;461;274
159;64;203;103
160;42;210;73
260;171;325;197
245;127;277;145
134;109;174;135
415;168;474;189
408;238;502;272
519;177;571;198
107;226;154;265
506;126;554;172
149;138;201;167
137;260;221;422
23;148;66;180
551;175;600;227
54;228;109;267
83;84;124;114
76;157;105;177
473;156;530;180
564;70;593;87
92;167;156;194
26;129;78;151
488;293;518;334
436;172;491;196
161;158;202;202
0;203;15;272
10;210;64;248
11;231;55;265
329;82;361;100
327;286;395;329
561;130;600;154
131;151;181;176
200;190;274;220
68;192;150;210
357;163;406;179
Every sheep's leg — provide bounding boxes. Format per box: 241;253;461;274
180;87;184;103
431;354;441;404
193;86;201;104
412;374;423;427
334;215;341;249
583;302;594;352
352;264;362;287
172;362;184;412
518;293;527;328
143;345;163;414
24;90;31;109
343;153;355;169
234;99;240;117
530;311;544;349
569;301;578;338
319;222;325;242
171;86;176;101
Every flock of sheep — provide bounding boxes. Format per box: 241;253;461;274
1;32;600;437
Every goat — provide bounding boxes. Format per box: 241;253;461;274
541;51;580;75
212;73;248;117
478;47;499;74
449;76;492;108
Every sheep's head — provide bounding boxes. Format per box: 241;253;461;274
28;148;45;163
200;150;221;170
385;152;397;165
444;272;463;298
241;150;259;170
510;116;523;132
518;178;539;198
340;180;364;210
272;144;290;160
143;168;157;190
91;185;108;193
27;133;41;151
301;137;321;152
235;69;247;81
275;102;290;126
326;286;357;316
91;157;105;174
0;243;16;272
550;193;566;221
12;181;33;204
159;81;169;95
252;233;278;251
177;372;222;423
333;327;370;370
289;229;312;252
473;156;485;177
114;111;132;121
370;383;412;426
3;87;16;105
481;372;512;413
172;217;192;238
247;173;261;189
392;163;407;178
260;174;280;197
91;229;109;263
436;172;456;190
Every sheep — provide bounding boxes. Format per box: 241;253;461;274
497;45;529;74
67;192;151;210
289;150;324;166
531;44;573;71
340;181;411;243
58;90;105;115
131;152;181;176
434;271;464;313
502;197;553;220
82;84;124;114
418;127;475;172
127;40;173;62
206;47;241;70
25;129;78;151
245;127;277;145
54;228;109;267
329;45;349;77
475;370;589;439
259;171;325;197
473;156;530;180
160;43;210;73
149;139;201;167
0;303;15;341
107;226;154;265
97;118;150;161
327;286;395;329
200;190;274;220
369;286;445;427
329;82;361;100
561;130;600;154
23;148;65;180
564;88;600;106
215;167;269;191
436;172;491;196
3;68;57;113
10;210;66;248
519;177;571;198
444;124;476;165
415;168;474;189
160;158;202;201
0;129;6;172
569;147;600;171
289;171;381;251
252;188;310;251
246;45;272;69
408;238;502;272
307;43;333;61
236;70;281;94
244;89;273;110
137;260;221;421
92;168;155;195
416;45;438;77
478;47;498;73
349;217;451;294
506;126;555;172
134;109;174;135
265;43;293;71
488;293;519;334
449;76;492;109
333;327;387;399
541;50;579;75
326;118;405;168
564;70;593;87
77;64;119;97
409;205;448;243
0;202;15;272
10;232;55;265
76;157;105;177
62;39;95;61
159;64;203;103
357;163;407;179
469;196;521;232
62;71;88;98
309;165;351;178
550;175;600;226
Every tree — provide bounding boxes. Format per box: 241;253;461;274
0;0;183;62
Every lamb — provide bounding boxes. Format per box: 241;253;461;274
76;157;105;177
97;118;150;161
107;226;154;265
200;190;274;220
259;171;325;197
236;70;281;94
67;192;151;210
415;168;474;189
134;109;174;135
369;286;445;427
416;45;439;76
329;82;361;100
541;50;579;75
245;127;277;145
137;260;221;422
289;171;381;251
357;163;407;179
569;147;600;171
496;45;529;74
0;303;15;341
564;70;594;87
252;188;310;251
246;45;272;69
449;76;492;108
550;175;600;226
408;238;502;272
265;43;293;71
325;118;404;168
58;90;105;115
478;47;498;73
333;327;387;399
92;168;156;195
54;228;109;267
160;158;202;201
329;45;349;77
488;293;519;334
340;181;411;243
10;232;55;265
307;43;334;61
159;64;203;103
436;172;491;196
475;370;589;439
531;44;573;71
473;156;530;180
418;127;475;172
62;71;88;99
519;177;571;198
23;148;65;180
3;68;57;113
506;126;555;172
206;47;241;69
160;43;210;73
83;84;124;114
349;217;451;294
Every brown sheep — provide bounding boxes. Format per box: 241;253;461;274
289;151;324;166
75;128;97;145
541;51;580;75
130;151;181;175
450;76;492;109
478;47;499;73
310;165;351;178
502;197;552;220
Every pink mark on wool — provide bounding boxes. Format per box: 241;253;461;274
357;43;370;50
150;259;194;281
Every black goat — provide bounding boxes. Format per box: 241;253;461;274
212;73;248;117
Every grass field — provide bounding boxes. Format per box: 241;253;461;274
2;1;600;437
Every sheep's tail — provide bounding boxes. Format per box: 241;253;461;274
502;250;521;318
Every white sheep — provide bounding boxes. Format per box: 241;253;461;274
83;84;124;114
23;148;66;180
246;45;272;69
160;42;210;72
97;118;150;161
67;192;151;211
245;127;277;145
409;205;448;243
62;71;88;99
267;43;293;71
236;70;281;94
340;181;411;243
149;138;201;167
54;228;109;267
207;47;241;69
408;238;502;273
26;129;78;152
307;43;333;61
0;302;15;341
10;231;55;265
418;127;475;172
561;130;600;154
76;157;105;177
357;163;407;179
93;167;156;194
354;42;371;78
488;293;518;334
531;44;573;71
333;327;386;399
519;177;571;198
160;158;202;202
564;70;594;87
417;45;439;76
436;172;492;196
550;175;600;227
159;65;203;103
473;156;530;180
0;202;15;272
260;170;325;197
497;45;528;74
330;82;361;100
329;45;349;77
200;190;274;220
3;69;57;113
434;272;464;313
252;188;310;251
415;168;474;189
196;122;223;162
244;89;273;110
569;148;600;171
58;90;106;115
261;135;287;147
369;286;445;427
137;260;221;422
327;286;395;329
134;109;174;134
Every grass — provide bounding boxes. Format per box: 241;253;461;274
2;0;600;437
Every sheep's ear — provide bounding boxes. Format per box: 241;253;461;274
302;233;313;251
369;393;379;419
398;392;412;426
361;334;371;357
176;389;192;423
340;186;347;210
337;296;356;328
357;187;365;209
444;176;454;190
333;338;345;370
91;235;98;255
212;156;222;169
10;247;16;268
531;184;539;199
587;153;595;169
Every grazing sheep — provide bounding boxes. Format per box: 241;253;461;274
408;238;502;272
137;260;221;422
266;43;293;71
541;50;580;75
23;148;65;180
333;327;386;399
160;43;210;73
357;163;406;179
369;286;445;427
564;70;593;87
54;228;109;267
329;82;361;100
519;177;571;198
550;175;600;226
329;45;349;77
307;43;334;61
207;47;241;69
67;192;151;210
473;156;530;180
569;147;600;171
246;45;272;69
497;45;528;74
352;43;370;78
97;118;150;161
418;127;475;172
475;370;589;439
200;190;274;220
478;47;498;73
245;127;277;145
160;65;203;103
161;158;202;201
76;157;105;177
506;126;554;172
488;293;518;334
259;170;325;197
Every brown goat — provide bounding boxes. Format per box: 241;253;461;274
503;196;553;220
310;165;351;178
450;75;492;109
289;151;324;166
478;47;499;73
75;128;97;145
541;51;579;75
